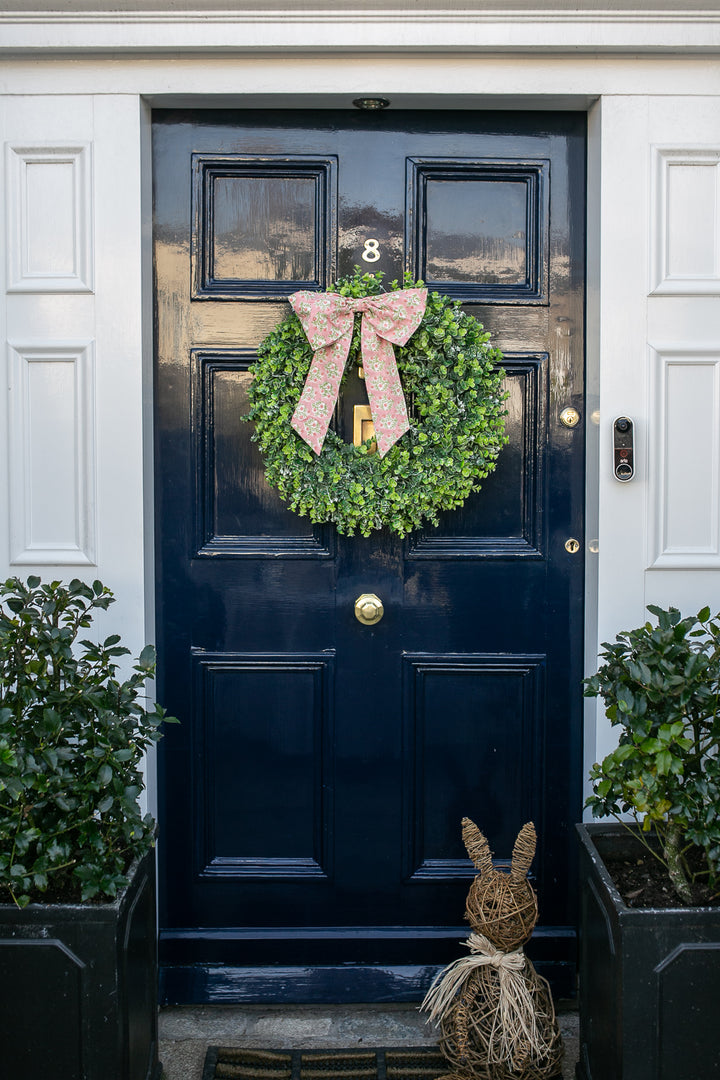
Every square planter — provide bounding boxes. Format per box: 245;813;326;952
0;851;160;1080
576;823;720;1080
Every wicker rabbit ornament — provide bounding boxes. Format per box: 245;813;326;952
421;819;562;1080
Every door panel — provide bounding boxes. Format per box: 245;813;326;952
407;353;546;557
192;155;337;299
408;157;549;302
193;349;331;555
402;653;545;881
194;652;334;879
154;109;585;1001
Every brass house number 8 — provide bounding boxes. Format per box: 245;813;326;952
362;238;381;263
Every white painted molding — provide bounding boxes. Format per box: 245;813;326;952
650;146;720;296
7;340;97;566
5;143;94;294
648;344;720;569
1;7;720;54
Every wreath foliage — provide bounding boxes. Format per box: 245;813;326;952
247;270;508;537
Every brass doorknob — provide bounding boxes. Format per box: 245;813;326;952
355;593;384;625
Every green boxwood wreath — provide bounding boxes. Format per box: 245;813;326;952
246;270;509;537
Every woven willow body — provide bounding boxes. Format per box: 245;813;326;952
422;820;563;1080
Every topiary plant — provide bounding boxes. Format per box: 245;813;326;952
0;575;177;907
585;604;720;905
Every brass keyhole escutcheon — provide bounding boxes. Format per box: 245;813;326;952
560;407;580;429
355;593;384;625
565;538;581;554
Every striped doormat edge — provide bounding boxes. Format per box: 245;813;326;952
202;1046;448;1080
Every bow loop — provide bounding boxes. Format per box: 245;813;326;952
289;287;427;457
290;292;355;351
356;290;427;347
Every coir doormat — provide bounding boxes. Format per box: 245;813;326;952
202;1047;448;1080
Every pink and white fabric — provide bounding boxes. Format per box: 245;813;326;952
289;288;427;457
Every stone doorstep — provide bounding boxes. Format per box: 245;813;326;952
159;1002;579;1080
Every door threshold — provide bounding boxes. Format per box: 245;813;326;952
160;959;576;1005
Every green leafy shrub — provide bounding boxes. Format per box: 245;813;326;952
585;604;720;905
0;576;176;907
247;269;508;537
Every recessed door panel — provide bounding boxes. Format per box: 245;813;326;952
408;354;546;558
402;654;545;882
407;158;549;303
191;155;337;298
194;653;333;879
192;350;330;556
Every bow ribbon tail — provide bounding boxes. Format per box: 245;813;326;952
361;322;410;458
290;329;352;455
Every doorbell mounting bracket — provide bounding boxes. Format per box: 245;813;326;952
613;416;634;482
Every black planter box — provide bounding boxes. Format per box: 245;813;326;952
576;823;720;1080
0;852;160;1080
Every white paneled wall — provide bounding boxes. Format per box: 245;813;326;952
1;94;151;807
1;96;148;656
646;101;720;616
583;97;720;784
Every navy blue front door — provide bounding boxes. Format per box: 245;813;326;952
153;109;585;1002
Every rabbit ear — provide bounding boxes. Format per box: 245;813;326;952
462;817;494;876
510;822;537;882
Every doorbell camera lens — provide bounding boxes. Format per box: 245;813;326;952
615;417;630;433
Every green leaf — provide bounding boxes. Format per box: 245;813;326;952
655;750;673;775
2;776;25;800
137;644;156;669
97;764;113;787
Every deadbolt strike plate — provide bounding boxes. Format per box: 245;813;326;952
353;405;377;453
560;407;580;429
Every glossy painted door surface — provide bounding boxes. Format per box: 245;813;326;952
153;110;585;1002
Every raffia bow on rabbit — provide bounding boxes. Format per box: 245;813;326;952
421;819;563;1080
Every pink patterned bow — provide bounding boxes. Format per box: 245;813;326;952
289;288;427;457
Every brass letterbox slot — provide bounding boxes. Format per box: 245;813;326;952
353;405;377;453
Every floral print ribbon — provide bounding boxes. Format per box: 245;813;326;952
289;288;427;457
